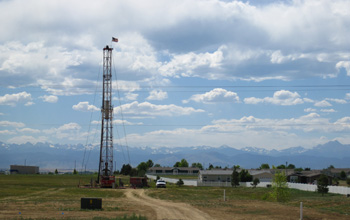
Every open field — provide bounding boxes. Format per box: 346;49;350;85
0;174;349;219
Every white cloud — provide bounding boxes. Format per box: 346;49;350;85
72;101;99;112
122;113;350;149
113;119;143;126
345;93;350;100
114;101;205;117
325;98;347;104
17;128;41;133
183;88;239;104
124;93;139;101
43;122;85;141
314;100;332;107
147;90;168;101
7;135;48;145
0;92;32;106
40;95;58;103
320;109;336;113
244;90;303;106
0;120;25;127
0;130;16;135
336;61;350;76
304;108;316;112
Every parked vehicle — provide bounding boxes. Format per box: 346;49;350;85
156;179;166;188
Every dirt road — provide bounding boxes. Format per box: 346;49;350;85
124;189;213;220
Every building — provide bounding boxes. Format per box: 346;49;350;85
287;170;333;184
10;165;39;174
198;169;275;183
147;167;200;175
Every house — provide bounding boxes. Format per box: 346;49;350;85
288;170;333;185
198;169;275;183
10;165;39;174
198;169;232;182
147;167;200;176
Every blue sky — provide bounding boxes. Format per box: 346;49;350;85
0;0;350;150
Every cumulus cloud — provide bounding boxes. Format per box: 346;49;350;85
114;101;205;117
43;122;85;141
40;95;58;103
146;90;168;101
122;113;350;149
0;0;348;92
314;100;332;107
183;88;239;104
244;90;304;106
72;101;99;112
320;109;336;113
0;120;25;127
0;92;32;106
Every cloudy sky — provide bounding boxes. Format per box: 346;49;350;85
1;0;350;150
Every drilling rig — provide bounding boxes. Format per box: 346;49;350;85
97;45;115;188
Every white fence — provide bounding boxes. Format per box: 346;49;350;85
147;175;350;195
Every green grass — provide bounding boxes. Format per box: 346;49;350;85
158;175;198;180
147;186;350;216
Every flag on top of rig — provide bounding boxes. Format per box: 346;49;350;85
112;37;118;42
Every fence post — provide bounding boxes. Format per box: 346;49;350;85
224;189;226;201
300;202;303;220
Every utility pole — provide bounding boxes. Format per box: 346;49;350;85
97;45;115;187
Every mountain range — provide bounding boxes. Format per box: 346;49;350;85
1;140;349;171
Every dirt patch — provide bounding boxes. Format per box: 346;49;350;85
124;189;214;220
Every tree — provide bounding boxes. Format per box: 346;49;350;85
154;164;161;167
174;159;189;167
340;170;346;180
137;162;149;177
176;179;184;187
317;174;329;195
328;165;335;169
180;159;189;167
251;178;260;188
191;162;203;170
55;169;58;175
239;169;253;182
276;164;286;169
231;166;240;187
287;164;295;169
259;163;270;169
146;159;154;168
346;178;350;186
271;171;290;202
208;164;214;170
304;167;311;171
73;169;78;175
174;161;181;167
130;168;138;177
120;164;132;176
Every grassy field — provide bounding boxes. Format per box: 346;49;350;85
0;174;350;219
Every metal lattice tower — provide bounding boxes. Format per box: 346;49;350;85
98;45;114;183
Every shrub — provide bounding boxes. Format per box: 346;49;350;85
251;178;260;188
270;171;290;202
176;179;184;187
317;174;329;196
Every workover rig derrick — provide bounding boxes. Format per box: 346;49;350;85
97;45;115;188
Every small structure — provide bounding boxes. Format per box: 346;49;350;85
130;177;149;188
81;198;102;210
10;165;39;174
147;167;200;176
